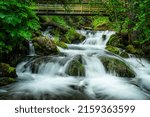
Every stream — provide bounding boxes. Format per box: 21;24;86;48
0;30;150;100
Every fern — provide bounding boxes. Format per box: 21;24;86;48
0;0;40;53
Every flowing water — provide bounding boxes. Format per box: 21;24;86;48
29;41;36;56
1;30;150;100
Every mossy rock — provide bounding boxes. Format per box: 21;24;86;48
65;55;85;77
107;34;123;48
100;56;135;78
61;38;71;44
0;77;16;86
126;45;137;54
33;36;59;55
94;23;111;31
120;51;129;58
0;63;17;78
63;29;85;44
105;46;129;58
105;46;120;55
72;32;85;43
54;40;68;49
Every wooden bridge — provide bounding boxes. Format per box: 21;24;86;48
32;1;107;16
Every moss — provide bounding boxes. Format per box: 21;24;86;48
33;36;59;55
0;77;16;86
106;46;120;55
54;39;68;49
92;17;110;30
40;16;52;23
66;59;85;77
107;34;123;48
106;45;129;58
65;55;85;77
120;52;129;58
0;63;17;77
100;56;135;78
60;27;85;44
61;38;71;44
126;45;137;54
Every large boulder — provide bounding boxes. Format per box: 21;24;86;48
65;55;85;77
62;28;86;44
99;56;135;78
33;36;59;55
0;63;17;86
106;34;124;48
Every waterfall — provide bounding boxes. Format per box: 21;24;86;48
1;30;150;100
77;30;115;49
29;41;36;56
42;26;54;39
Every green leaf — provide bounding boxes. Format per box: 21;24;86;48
18;12;28;18
4;15;21;26
18;29;32;39
27;19;40;30
0;13;6;19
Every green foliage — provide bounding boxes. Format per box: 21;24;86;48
97;0;150;44
0;0;40;53
54;38;68;49
132;0;150;44
92;16;109;29
51;16;68;27
65;27;76;42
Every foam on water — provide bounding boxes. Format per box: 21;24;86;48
1;30;150;100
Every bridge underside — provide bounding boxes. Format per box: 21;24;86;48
34;10;108;16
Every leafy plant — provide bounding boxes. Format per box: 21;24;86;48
65;27;76;42
0;0;40;53
97;0;150;44
51;16;68;27
92;16;109;29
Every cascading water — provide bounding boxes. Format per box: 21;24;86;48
1;30;150;100
29;41;36;56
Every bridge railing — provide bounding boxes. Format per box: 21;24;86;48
32;1;106;15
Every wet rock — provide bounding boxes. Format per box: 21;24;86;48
120;51;129;58
106;46;120;55
0;77;16;86
0;63;17;86
70;32;85;44
65;55;85;77
33;36;59;55
0;63;17;78
100;56;135;78
126;45;137;54
106;34;124;48
94;23;110;31
54;40;68;49
105;46;129;58
62;29;86;44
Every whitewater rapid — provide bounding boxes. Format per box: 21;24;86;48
0;30;150;100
